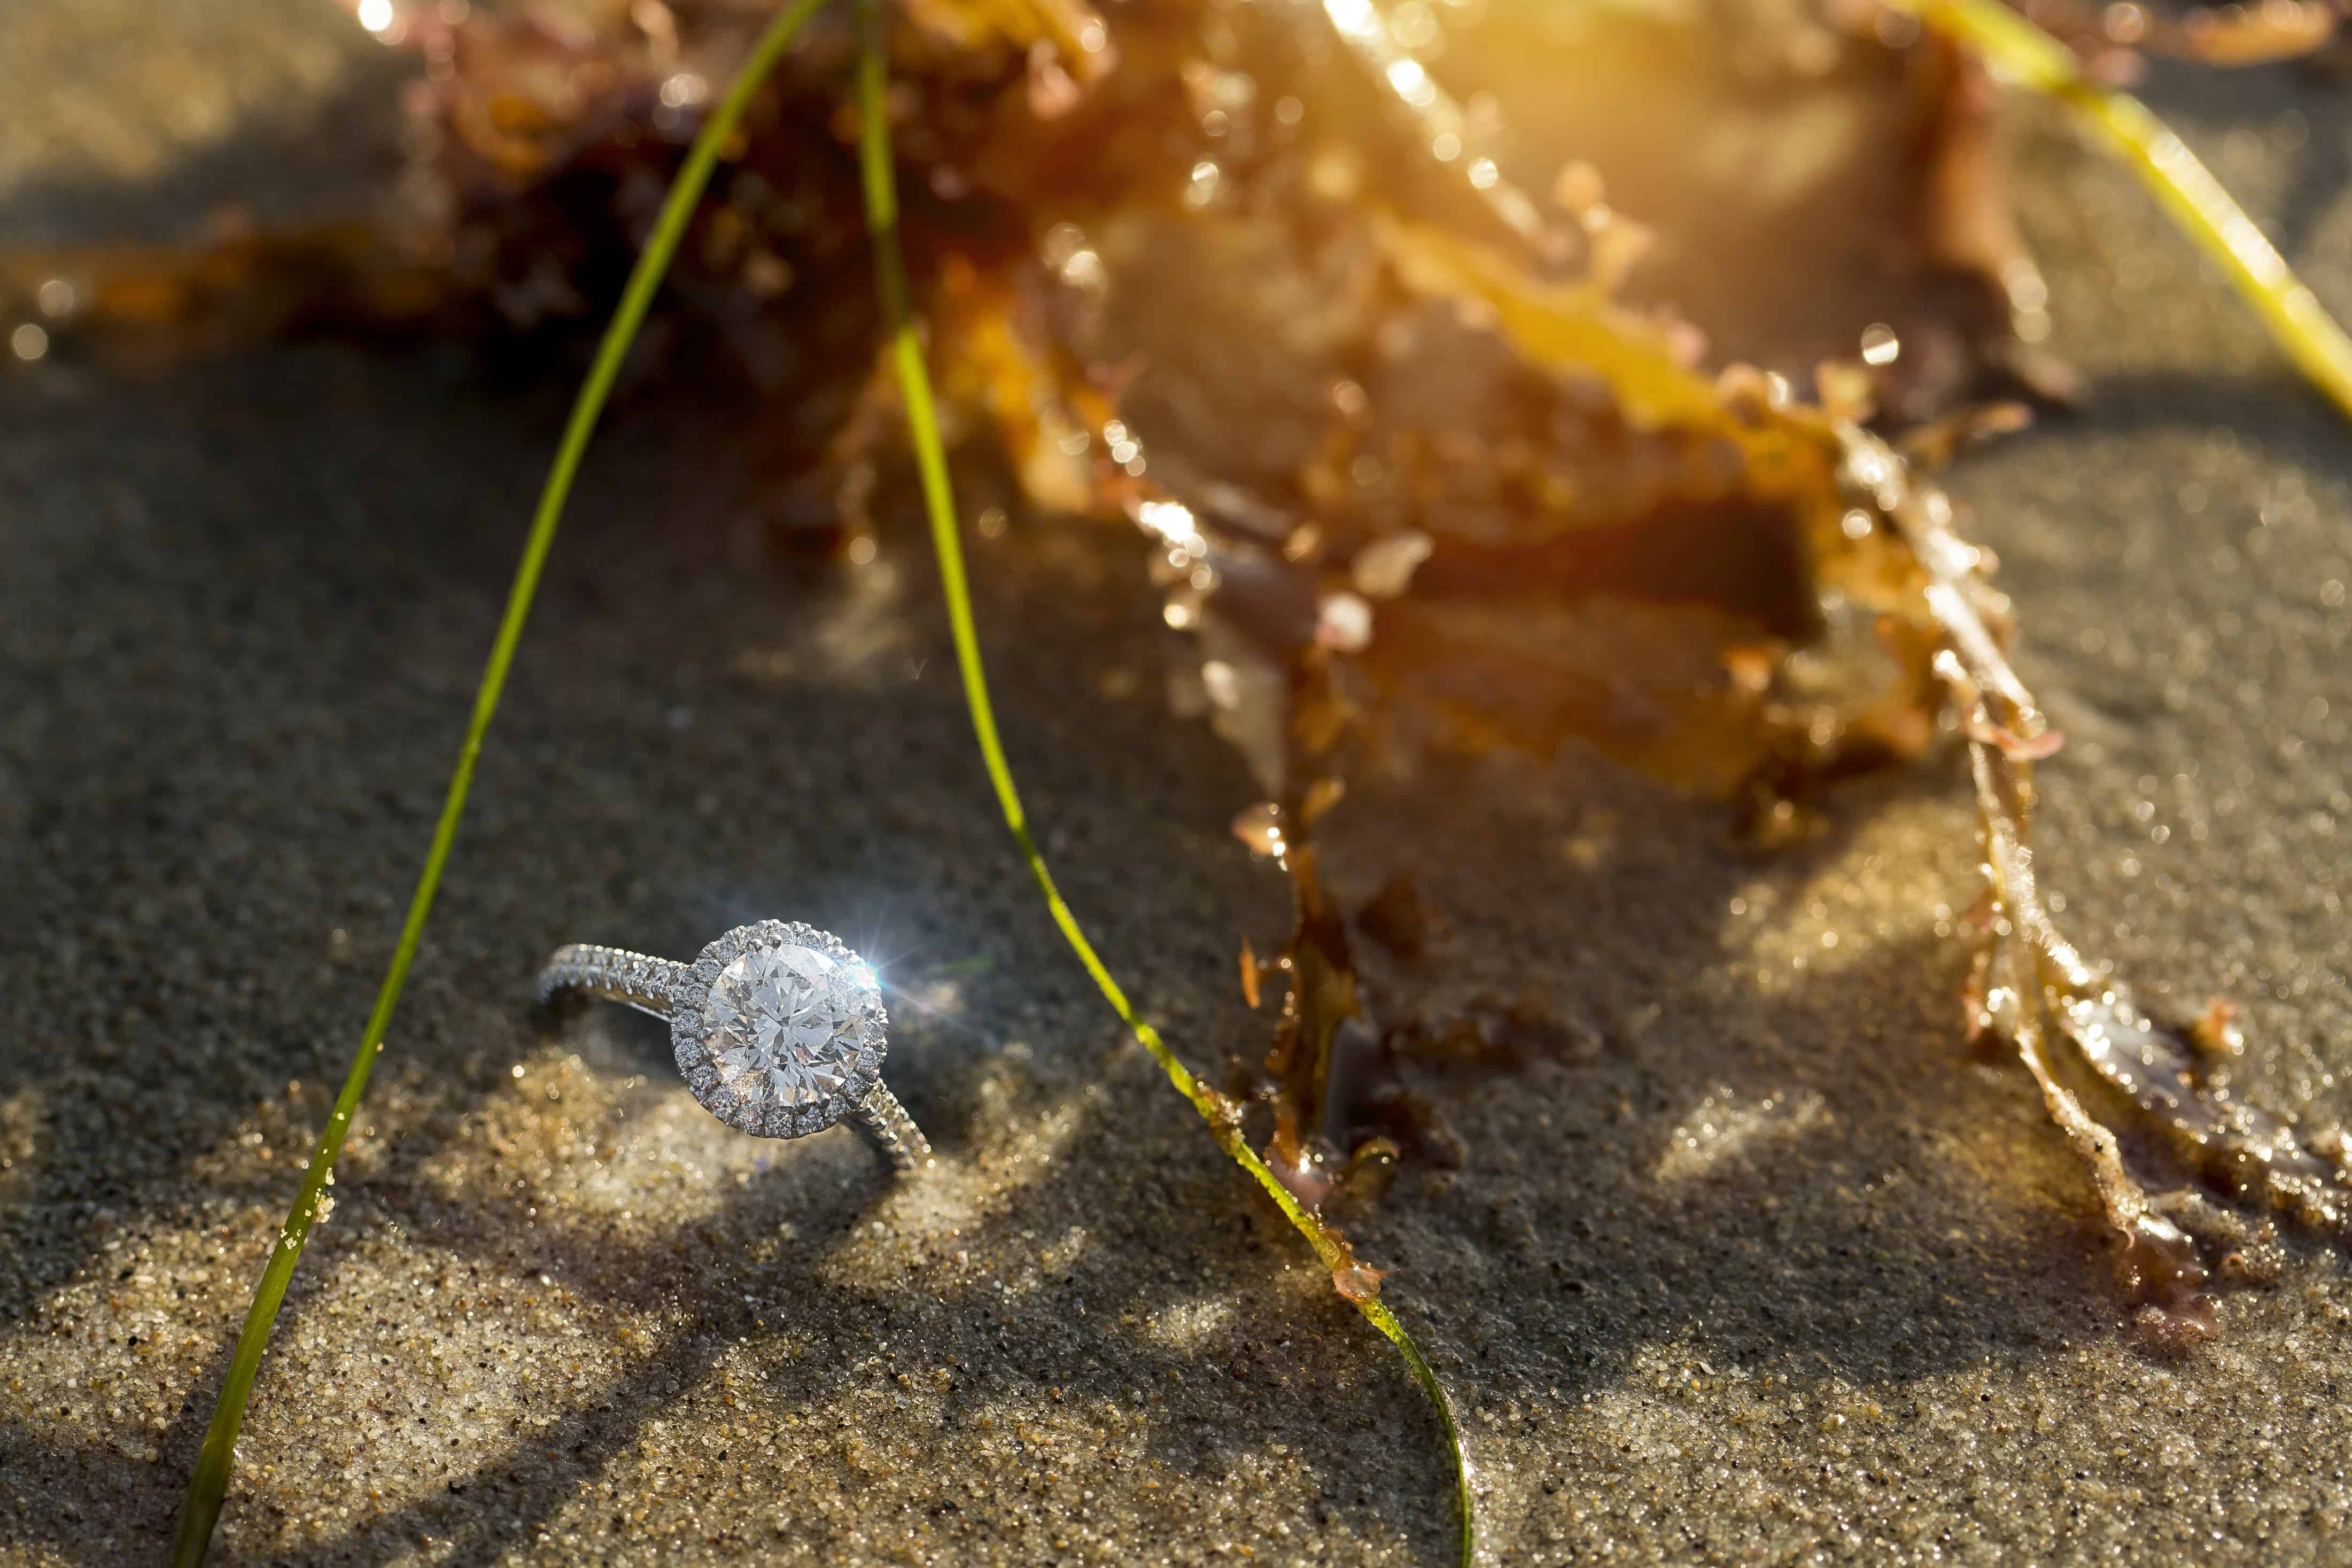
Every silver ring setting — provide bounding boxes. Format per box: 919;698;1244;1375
537;920;932;1170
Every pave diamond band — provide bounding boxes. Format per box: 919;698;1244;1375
538;944;689;1019
537;922;932;1172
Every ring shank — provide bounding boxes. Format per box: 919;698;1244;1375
853;1082;933;1170
538;943;687;1020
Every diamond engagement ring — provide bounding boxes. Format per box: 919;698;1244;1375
537;921;932;1171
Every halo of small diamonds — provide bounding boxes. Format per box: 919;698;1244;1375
669;922;888;1138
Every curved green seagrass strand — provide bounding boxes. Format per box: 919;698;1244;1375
1893;0;2352;423
168;2;829;1560
850;3;1476;1562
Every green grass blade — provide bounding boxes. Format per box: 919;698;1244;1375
167;2;828;1559
851;4;1474;1561
1891;0;2352;422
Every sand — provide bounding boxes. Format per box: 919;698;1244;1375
3;6;2350;1564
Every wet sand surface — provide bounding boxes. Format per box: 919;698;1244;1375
3;6;2351;1565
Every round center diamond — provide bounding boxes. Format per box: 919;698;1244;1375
701;942;876;1110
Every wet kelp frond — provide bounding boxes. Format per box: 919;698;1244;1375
10;0;2052;420
907;0;2352;1337
1843;423;2352;1342
1197;195;2352;1335
1893;0;2352;425
168;2;833;1561
15;0;2348;439
852;6;1476;1556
